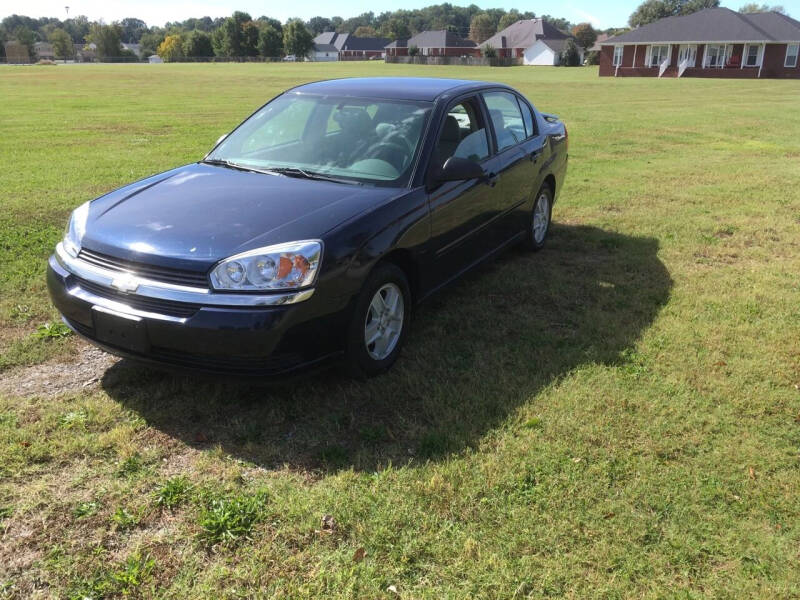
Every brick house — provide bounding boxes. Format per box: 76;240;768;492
600;7;800;78
313;32;389;59
385;30;479;57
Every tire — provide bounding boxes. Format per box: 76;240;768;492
345;262;411;378
523;184;553;252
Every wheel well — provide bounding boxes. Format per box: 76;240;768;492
543;174;556;197
379;249;419;301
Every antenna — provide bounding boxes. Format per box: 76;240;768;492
65;6;70;17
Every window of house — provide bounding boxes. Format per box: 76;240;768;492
648;45;669;67
613;45;623;67
483;91;526;152
745;44;760;67
704;44;729;68
785;44;799;67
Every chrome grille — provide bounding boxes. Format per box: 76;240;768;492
76;277;200;318
78;248;209;288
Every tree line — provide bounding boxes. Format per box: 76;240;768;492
0;1;790;62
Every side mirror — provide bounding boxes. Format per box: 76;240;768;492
436;156;487;183
215;133;227;146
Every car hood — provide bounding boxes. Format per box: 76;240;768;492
80;163;399;272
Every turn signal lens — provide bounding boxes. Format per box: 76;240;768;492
209;240;322;291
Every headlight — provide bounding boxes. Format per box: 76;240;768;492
210;240;322;291
62;201;90;258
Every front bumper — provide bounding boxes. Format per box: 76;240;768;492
47;245;346;375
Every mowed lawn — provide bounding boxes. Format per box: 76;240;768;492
1;62;799;598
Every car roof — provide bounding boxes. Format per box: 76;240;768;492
290;77;510;102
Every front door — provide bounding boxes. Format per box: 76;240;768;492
427;96;496;278
678;44;697;66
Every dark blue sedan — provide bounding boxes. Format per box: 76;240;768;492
48;77;568;377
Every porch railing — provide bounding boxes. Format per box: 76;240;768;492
658;58;670;78
678;58;690;78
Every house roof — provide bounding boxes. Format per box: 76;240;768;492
603;8;800;44
385;39;407;48
589;33;610;52
480;19;568;49
313;32;390;52
314;44;339;52
538;38;575;54
406;30;476;49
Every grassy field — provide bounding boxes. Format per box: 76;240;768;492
1;62;799;598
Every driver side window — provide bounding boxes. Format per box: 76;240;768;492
434;99;489;168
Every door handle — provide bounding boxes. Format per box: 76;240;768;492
485;172;499;187
530;148;545;163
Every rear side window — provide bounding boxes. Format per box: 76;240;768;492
517;97;536;138
483;91;526;151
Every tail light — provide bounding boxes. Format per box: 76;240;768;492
564;124;569;152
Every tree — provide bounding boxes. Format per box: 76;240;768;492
353;26;378;37
482;44;497;58
469;13;495;43
381;18;411;40
212;12;259;57
629;0;719;27
498;10;523;30
119;18;147;43
12;25;36;61
307;17;332;35
283;20;313;58
257;24;282;57
241;20;260;55
739;3;786;12
139;30;165;56
408;45;419;56
49;28;73;62
541;15;574;33
157;34;183;61
86;22;122;58
571;23;597;49
561;38;581;66
182;30;213;58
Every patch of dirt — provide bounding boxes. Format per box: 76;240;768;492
0;343;118;397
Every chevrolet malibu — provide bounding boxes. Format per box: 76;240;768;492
48;77;568;377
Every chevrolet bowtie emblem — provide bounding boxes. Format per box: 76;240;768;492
110;274;139;293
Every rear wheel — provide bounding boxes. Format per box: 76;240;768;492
345;263;411;378
523;184;553;251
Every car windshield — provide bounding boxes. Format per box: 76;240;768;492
206;93;432;187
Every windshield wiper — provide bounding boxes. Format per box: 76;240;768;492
200;158;261;173
267;167;361;186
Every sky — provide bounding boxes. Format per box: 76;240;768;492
2;0;799;30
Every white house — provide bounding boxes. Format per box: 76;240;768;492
523;39;584;66
310;43;339;62
480;19;583;65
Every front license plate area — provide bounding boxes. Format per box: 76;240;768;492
92;307;149;354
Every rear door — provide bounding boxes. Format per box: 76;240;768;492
481;90;548;241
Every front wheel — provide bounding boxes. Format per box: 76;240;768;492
523;185;553;252
345;263;411;378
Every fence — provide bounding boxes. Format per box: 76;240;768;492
385;55;522;67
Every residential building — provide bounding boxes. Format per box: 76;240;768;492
599;7;800;78
313;32;389;59
385;30;478;57
479;18;577;65
311;43;339;62
33;41;55;60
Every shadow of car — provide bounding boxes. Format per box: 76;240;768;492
101;224;672;472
